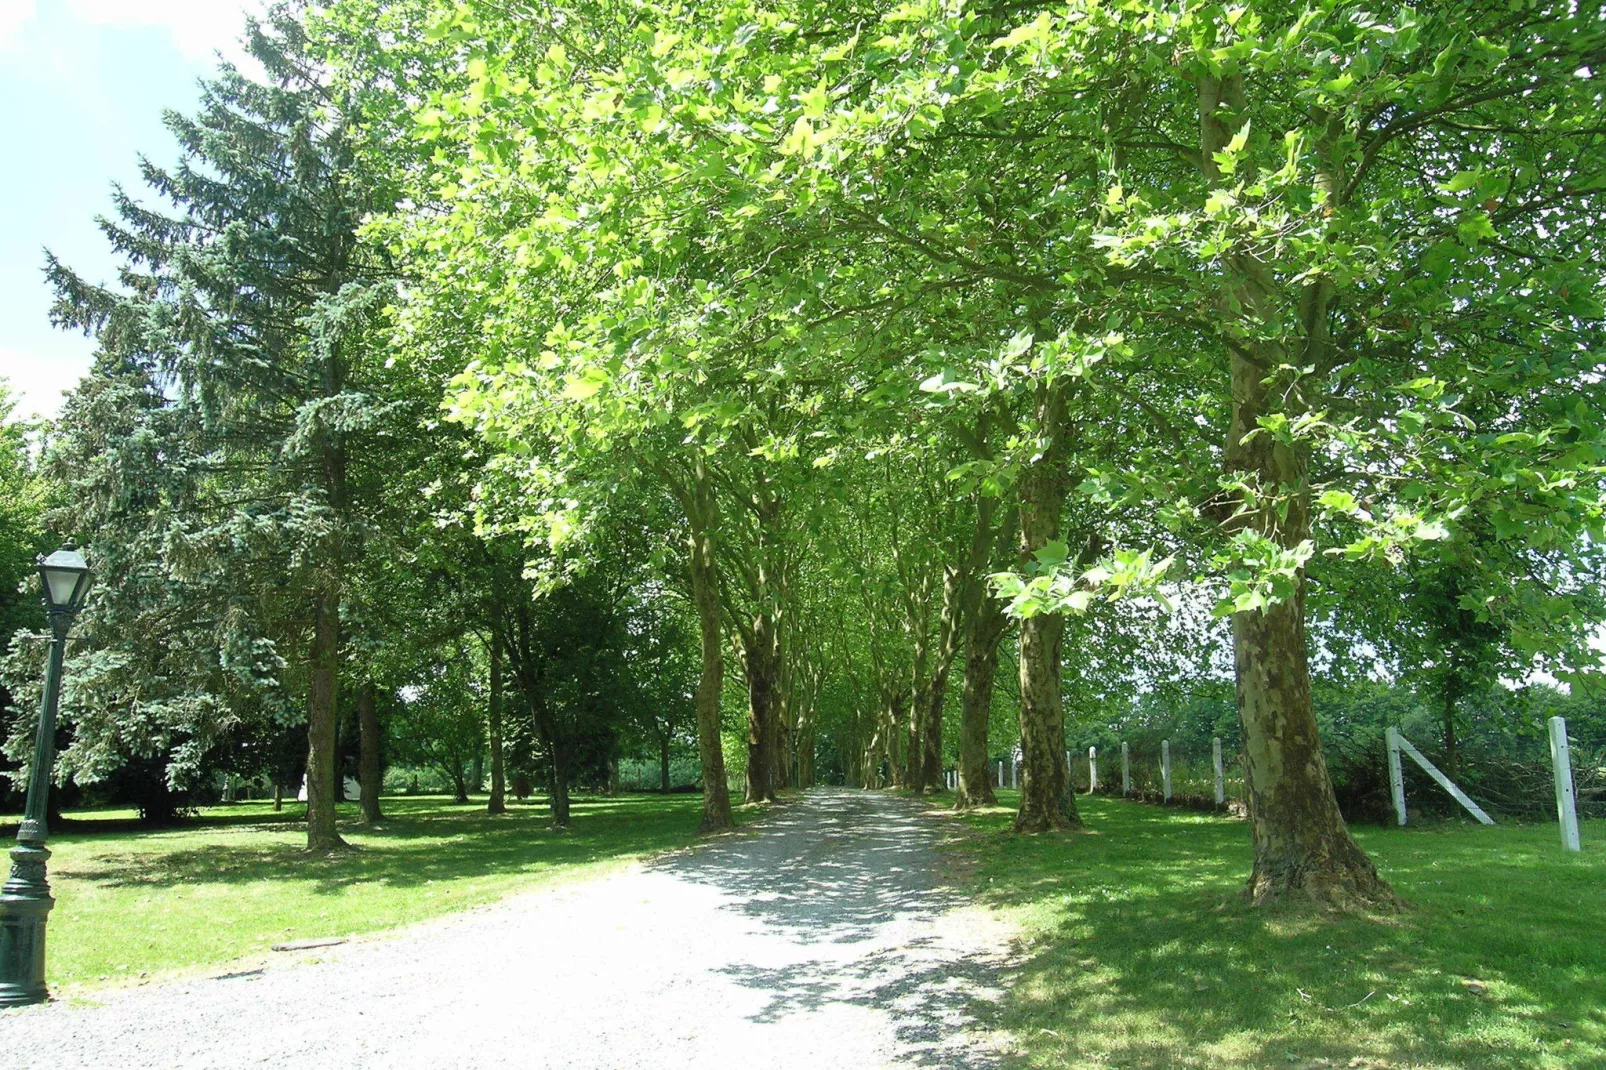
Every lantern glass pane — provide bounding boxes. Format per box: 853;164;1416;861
40;547;89;609
45;569;80;607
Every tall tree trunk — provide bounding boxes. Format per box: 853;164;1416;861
795;664;819;789
487;639;507;815
922;565;963;791
660;735;672;794
775;688;792;791
743;614;779;803
906;675;926;791
1199;70;1395;910
956;594;1006;810
1441;671;1461;778
305;574;346;850
451;762;468;805
357;679;382;824
885;689;909;788
1233;586;1389;906
305;331;349;851
273;781;283;812
470;751;484;796
528;693;570;827
1013;382;1082;832
685;455;734;831
547;743;571;827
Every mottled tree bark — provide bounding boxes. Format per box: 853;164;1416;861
685;455;734;832
956;593;1007;810
357;679;382;824
1013;381;1082;833
743;613;779;803
792;658;821;789
921;565;963;791
1234;587;1390;906
1200;70;1396;910
487;639;507;815
886;689;909;789
906;676;927;791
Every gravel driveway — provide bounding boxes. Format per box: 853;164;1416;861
0;788;1015;1069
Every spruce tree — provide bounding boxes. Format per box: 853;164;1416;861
44;6;396;849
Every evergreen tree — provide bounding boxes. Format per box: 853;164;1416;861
41;6;398;848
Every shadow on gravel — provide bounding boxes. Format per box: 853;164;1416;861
653;789;1006;1069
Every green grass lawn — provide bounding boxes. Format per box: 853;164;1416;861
952;792;1602;1070
5;792;723;996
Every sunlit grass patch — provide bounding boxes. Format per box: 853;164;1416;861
954;794;1603;1069
11;792;717;996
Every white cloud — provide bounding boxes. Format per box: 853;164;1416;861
0;346;93;422
0;0;37;48
65;0;264;64
1;1;266;64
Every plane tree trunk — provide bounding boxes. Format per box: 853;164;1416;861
741;613;780;803
956;588;1007;810
682;454;734;832
921;565;963;791
1012;381;1082;833
1199;69;1396;910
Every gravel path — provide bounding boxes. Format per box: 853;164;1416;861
0;788;1015;1069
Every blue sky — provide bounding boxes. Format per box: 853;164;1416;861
0;1;263;420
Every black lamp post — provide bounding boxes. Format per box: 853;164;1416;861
0;542;91;1008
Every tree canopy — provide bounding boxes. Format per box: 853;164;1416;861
3;0;1602;912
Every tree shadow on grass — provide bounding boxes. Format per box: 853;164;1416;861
969;797;1604;1069
50;793;705;897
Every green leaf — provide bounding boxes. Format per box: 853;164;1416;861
991;11;1051;50
1317;490;1359;513
1032;539;1069;570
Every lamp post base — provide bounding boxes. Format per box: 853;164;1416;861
0;842;53;1007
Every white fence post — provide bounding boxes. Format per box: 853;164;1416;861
997;760;1004;788
1549;716;1582;852
1212;738;1224;805
1386;726;1406;826
1012;758;1019;790
1161;740;1172;802
1088;746;1098;794
1121;741;1130;796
